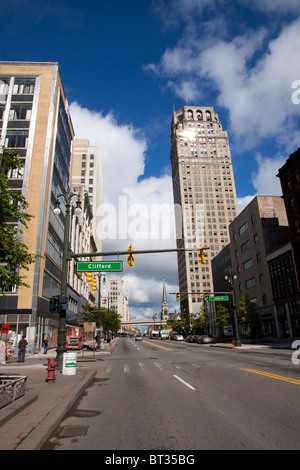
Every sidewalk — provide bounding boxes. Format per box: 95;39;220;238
210;337;297;350
0;339;118;450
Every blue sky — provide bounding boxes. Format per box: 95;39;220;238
2;0;300;320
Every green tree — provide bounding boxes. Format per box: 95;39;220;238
0;149;37;293
215;304;231;330
238;296;260;336
198;303;209;334
81;303;121;337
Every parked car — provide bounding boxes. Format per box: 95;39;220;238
170;333;178;340
198;335;214;344
185;335;197;343
135;335;143;341
174;334;184;341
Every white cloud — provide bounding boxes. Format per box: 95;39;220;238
252;153;285;195
147;11;300;151
237;195;256;213
236;152;286;213
69;102;179;320
244;0;300;15
70;102;146;205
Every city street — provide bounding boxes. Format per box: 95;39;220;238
42;338;300;450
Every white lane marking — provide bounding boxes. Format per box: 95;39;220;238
153;361;163;370
124;363;129;373
173;375;196;391
106;363;112;374
139;362;144;370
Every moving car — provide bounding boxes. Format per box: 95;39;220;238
135;335;143;341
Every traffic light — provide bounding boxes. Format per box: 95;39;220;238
86;272;92;282
203;292;208;301
199;248;206;264
127;245;134;266
59;296;68;311
176;292;180;302
92;278;97;291
49;296;59;313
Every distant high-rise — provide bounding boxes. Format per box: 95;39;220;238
170;106;238;315
71;139;103;253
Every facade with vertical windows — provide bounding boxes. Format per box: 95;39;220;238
104;276;130;324
71;139;103;254
229;196;289;337
0;62;81;354
170;106;238;316
277;148;300;284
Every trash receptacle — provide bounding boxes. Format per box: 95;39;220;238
62;352;77;375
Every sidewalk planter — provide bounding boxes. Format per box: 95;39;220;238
0;376;27;409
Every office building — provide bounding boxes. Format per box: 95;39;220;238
170;106;238;315
229;195;289;336
277;148;300;282
0;62;80;353
105;276;130;324
71;139;103;253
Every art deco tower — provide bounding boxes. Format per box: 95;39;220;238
170;106;238;316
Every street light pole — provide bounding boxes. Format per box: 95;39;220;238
97;273;105;350
225;267;241;347
53;188;81;366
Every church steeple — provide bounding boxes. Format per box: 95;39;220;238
161;279;169;321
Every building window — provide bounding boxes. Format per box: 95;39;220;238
5;130;28;148
245;278;255;289
241;240;250;253
239;221;248;235
243;259;253;271
13;78;35;95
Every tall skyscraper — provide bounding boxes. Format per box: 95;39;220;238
170;106;238;315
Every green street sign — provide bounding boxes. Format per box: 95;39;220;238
76;261;123;272
209;296;229;301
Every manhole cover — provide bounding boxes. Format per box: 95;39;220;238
60;425;89;438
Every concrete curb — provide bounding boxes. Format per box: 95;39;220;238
0;392;38;427
15;368;97;450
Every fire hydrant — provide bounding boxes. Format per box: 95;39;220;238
46;359;59;383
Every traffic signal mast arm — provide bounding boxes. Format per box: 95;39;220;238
72;247;209;259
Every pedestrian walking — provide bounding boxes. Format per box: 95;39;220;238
18;336;28;362
43;337;49;354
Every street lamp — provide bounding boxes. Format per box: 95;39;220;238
53;188;82;366
97;273;105;350
225;267;241;347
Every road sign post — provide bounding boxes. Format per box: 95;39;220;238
76;261;123;272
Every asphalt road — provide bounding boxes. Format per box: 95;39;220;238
42;337;300;451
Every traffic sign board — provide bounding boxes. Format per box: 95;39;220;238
209;296;229;301
76;261;123;272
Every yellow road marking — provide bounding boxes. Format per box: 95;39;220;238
240;368;300;385
143;340;173;351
